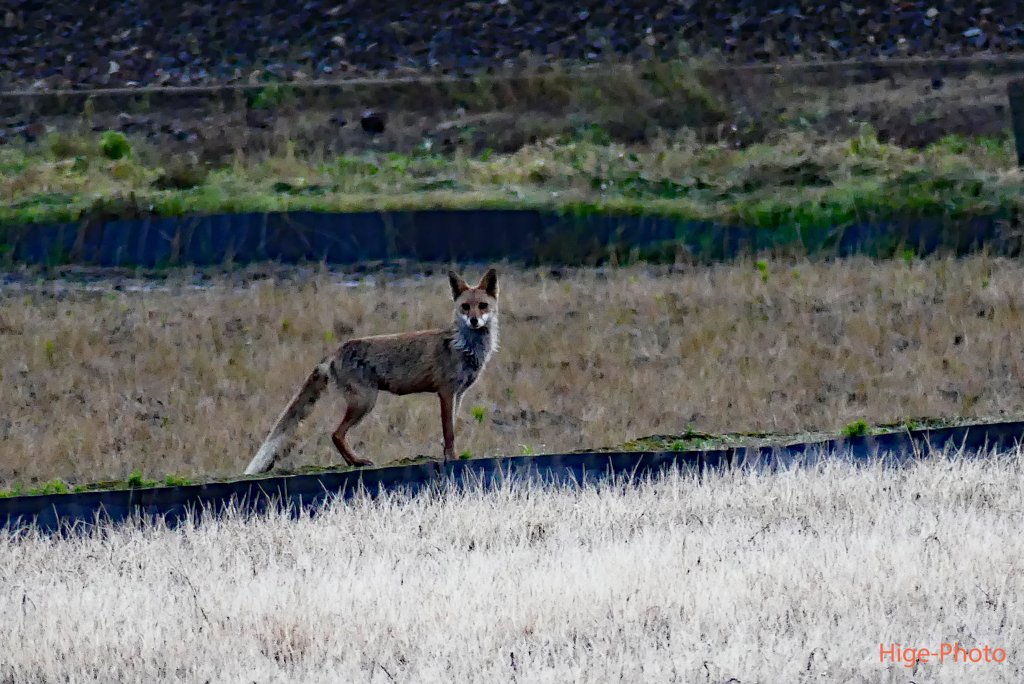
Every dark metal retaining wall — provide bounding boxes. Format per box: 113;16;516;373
4;420;1023;534
1;210;1017;267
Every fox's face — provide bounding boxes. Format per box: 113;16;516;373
449;268;499;330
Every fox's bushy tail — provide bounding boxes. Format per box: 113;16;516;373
244;360;332;475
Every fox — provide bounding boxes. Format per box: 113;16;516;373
243;268;499;475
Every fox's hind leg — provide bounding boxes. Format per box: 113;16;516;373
331;383;377;467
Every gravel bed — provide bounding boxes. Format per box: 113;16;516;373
3;1;1024;91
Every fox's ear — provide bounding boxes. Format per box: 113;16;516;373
479;268;498;299
448;270;469;300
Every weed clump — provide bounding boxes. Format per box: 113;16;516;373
127;470;157;489
842;420;869;438
152;159;209;190
45;133;90;160
163;474;193;487
99;131;131;160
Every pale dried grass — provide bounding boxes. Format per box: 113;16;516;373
1;453;1022;682
1;254;1023;488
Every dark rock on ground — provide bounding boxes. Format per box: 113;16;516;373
21;121;46;141
360;111;386;134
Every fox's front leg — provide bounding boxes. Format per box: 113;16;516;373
439;391;457;461
452;392;464;424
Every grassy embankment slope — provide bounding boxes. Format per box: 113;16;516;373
2;60;1022;258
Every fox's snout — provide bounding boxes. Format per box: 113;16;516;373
462;311;490;329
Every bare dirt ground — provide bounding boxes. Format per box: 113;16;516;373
1;454;1022;682
0;255;1022;489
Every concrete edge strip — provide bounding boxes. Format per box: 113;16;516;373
3;420;1023;533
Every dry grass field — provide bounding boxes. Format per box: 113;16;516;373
1;254;1023;489
1;453;1022;682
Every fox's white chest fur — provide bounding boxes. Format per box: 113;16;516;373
451;320;498;392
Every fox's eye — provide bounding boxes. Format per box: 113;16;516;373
478;302;488;311
461;303;471;311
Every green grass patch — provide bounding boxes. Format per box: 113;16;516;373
841;420;870;438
